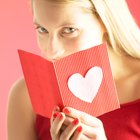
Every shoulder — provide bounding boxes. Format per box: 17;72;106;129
8;77;34;118
7;77;37;140
8;77;27;99
8;77;30;102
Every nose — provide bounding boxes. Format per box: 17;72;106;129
45;36;65;61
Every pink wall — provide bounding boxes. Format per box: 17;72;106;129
0;0;140;139
0;1;39;139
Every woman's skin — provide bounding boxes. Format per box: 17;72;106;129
7;0;140;140
33;1;105;61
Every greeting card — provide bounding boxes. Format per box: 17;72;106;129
18;43;120;118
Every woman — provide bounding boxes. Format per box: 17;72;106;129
7;0;140;140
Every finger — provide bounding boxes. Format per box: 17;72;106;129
72;130;92;140
65;119;96;139
80;124;106;139
50;112;65;138
83;127;100;139
71;126;83;140
80;135;91;140
59;118;80;140
61;114;97;138
78;134;91;140
63;115;73;125
63;114;106;139
50;106;60;125
63;107;103;127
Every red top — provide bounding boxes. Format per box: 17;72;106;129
35;99;140;140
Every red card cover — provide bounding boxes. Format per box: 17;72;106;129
18;43;120;118
18;50;63;118
54;44;120;116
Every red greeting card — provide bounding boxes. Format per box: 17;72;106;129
18;43;120;118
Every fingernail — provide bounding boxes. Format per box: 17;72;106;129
73;118;79;125
63;108;70;114
77;126;82;132
57;113;63;120
53;112;59;118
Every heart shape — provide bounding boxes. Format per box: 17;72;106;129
68;67;103;103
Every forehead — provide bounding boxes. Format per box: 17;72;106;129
32;0;95;26
32;0;93;9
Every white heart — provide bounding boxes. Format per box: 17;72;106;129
68;67;103;103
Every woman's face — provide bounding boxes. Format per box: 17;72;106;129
33;0;106;61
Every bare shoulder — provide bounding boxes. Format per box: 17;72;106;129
8;77;33;113
7;77;38;140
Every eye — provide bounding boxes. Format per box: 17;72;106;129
35;26;48;34
62;27;77;34
61;27;79;37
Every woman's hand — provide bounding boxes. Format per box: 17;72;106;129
50;106;107;140
62;107;107;140
50;106;83;140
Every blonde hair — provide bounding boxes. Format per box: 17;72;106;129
91;0;140;58
31;0;140;58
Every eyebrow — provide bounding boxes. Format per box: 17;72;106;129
33;19;81;28
33;20;41;26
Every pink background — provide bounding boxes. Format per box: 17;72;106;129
0;0;139;139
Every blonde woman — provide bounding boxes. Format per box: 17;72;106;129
7;0;140;140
